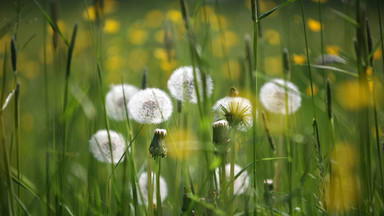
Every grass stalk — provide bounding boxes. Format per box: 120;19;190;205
376;0;384;75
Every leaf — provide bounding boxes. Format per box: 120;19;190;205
330;9;359;27
257;0;296;22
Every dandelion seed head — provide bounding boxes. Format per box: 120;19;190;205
167;66;214;103
138;172;168;205
128;88;173;124
106;84;139;121
89;130;126;164
215;163;250;195
259;79;301;114
212;96;253;131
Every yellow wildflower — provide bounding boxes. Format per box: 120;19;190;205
292;54;306;65
146;10;164;28
103;19;120;34
265;29;280;46
326;45;341;55
308;18;321;32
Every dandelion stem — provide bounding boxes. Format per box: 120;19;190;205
156;158;163;216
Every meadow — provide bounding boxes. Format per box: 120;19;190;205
0;0;383;215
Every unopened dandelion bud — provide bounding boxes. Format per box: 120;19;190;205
229;87;239;97
261;111;275;152
177;100;182;113
212;120;230;147
141;67;148;89
264;179;274;191
283;48;290;79
149;129;168;159
366;18;373;66
10;36;17;73
326;79;332;120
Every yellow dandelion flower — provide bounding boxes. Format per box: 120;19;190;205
154;30;165;43
146;10;164;28
128;29;148;45
265;57;283;75
265;29;280;45
214;31;238;48
305;84;318;96
374;49;382;60
366;66;372;76
83;6;96;21
292;54;306;65
336;80;370;110
103;19;120;34
307;18;321;32
154;48;168;61
212;38;228;58
326;45;341;55
160;59;178;72
166;10;182;23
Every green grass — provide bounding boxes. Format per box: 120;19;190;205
0;0;384;215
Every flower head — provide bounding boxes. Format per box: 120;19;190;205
212;96;253;131
128;88;173;124
138;172;168;205
106;84;139;121
149;129;167;159
89;130;126;164
259;79;301;114
167;66;214;103
215;163;250;195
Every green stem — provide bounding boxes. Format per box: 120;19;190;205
156;158;162;216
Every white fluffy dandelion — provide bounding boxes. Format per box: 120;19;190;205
106;84;139;121
89;130;126;164
167;66;214;103
128;88;173;124
138;172;168;205
259;79;301;115
215;163;250;195
212;96;253;131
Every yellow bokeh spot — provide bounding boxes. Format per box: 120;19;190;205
128;29;148;45
197;6;216;22
223;60;241;80
326;45;341;55
21;61;40;79
167;129;197;159
83;6;96;21
127;49;148;71
305;84;318;96
103;19;120;34
154;30;165;43
104;0;118;14
212;38;228;58
21;113;35;132
47;20;67;35
366;66;372;76
154;48;168;61
324;143;359;213
336;80;370;110
307;18;321;32
265;57;283;75
374;49;382;60
160;59;178;72
146;10;164;28
166;10;182;23
0;35;10;54
292;54;306;65
265;29;280;46
211;15;228;31
105;55;124;72
215;31;238;48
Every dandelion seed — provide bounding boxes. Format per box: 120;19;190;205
215;164;250;195
89;130;126;164
128;88;173;124
212;96;253;131
167;66;214;103
259;79;301;115
138;172;168;205
106;84;139;121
